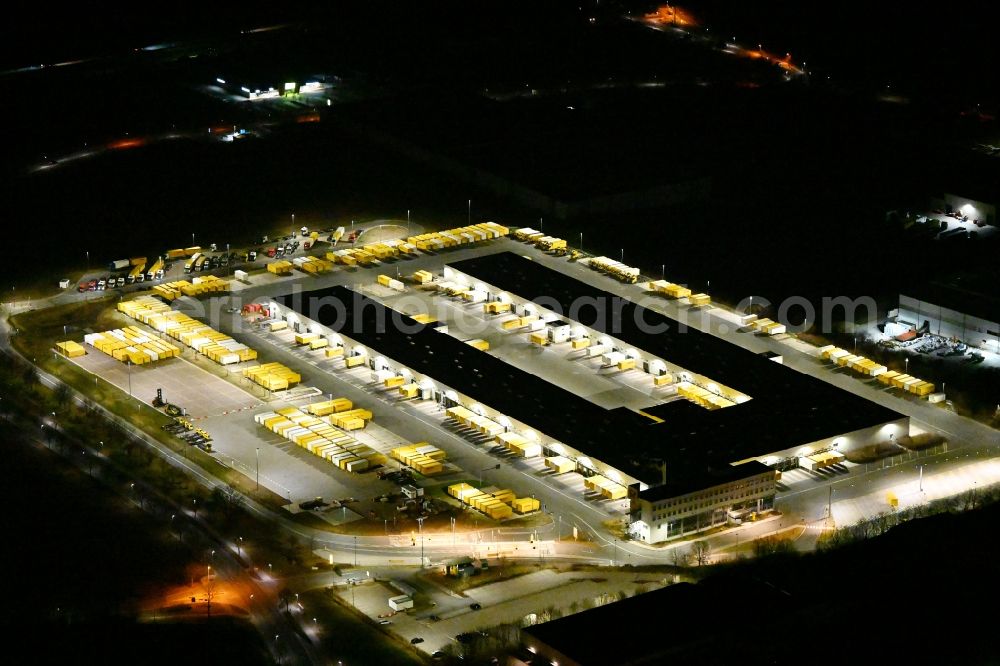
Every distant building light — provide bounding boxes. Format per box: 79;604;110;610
241;86;251;93
284;82;296;91
216;78;226;84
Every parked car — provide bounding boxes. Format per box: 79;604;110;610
96;279;106;290
116;277;125;288
410;637;424;645
470;603;482;610
379;620;391;625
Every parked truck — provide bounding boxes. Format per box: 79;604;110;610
184;252;203;273
108;259;131;271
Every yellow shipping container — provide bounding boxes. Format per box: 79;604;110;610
345;355;367;368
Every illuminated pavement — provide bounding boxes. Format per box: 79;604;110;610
7;232;999;567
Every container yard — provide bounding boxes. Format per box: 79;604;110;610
243;362;300;391
84;327;182;365
118;296;257;365
152;275;230;300
254;401;386;472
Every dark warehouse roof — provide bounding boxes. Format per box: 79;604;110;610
274;254;902;495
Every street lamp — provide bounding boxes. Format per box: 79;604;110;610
417;516;425;568
579;232;583;252
467;199;471;226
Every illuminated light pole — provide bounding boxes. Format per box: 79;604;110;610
406;209;410;235
238;536;243;558
192;232;195;247
417;516;425;568
467;199;471;226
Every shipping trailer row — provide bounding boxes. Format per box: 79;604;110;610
254;404;385;473
84;326;182;365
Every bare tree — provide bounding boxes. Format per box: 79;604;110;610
691;540;711;566
212;485;245;522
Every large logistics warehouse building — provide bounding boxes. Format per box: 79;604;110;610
265;253;907;543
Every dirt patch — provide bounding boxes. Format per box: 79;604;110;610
844;440;906;464
897;432;946;451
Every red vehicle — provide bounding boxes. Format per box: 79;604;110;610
303;241;311;250
347;230;360;243
86;279;98;291
266;247;277;258
77;281;89;292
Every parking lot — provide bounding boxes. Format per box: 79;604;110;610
71;348;262;419
342;569;670;655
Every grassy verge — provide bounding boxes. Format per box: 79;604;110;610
421;562;540;594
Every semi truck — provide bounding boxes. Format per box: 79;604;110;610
184;252;203;273
108;259;131;271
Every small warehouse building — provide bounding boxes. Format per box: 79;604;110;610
896;273;1000;354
